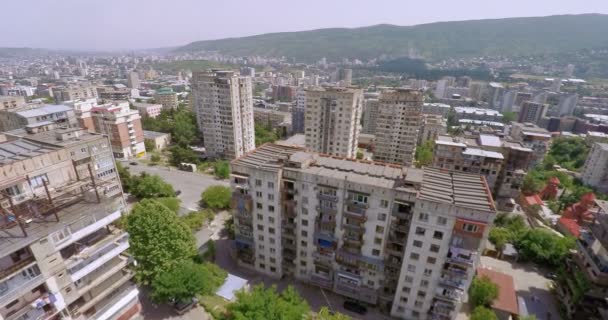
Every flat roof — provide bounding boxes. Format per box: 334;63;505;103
15;105;72;118
6;128;106;148
0;139;59;165
215;274;248;301
276;134;305;147
435;140;467;147
232;144;304;172
143;130;170;139
462;148;504;159
419;168;495;212
479;134;502;147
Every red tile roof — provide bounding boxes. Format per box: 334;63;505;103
477;267;519;316
557;217;581;237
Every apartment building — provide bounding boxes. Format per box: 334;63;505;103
361;94;379;135
518;101;547;124
292;88;306;134
421;103;451;118
304;87;363;158
508;122;552;168
253;108;292;136
96;86;131;101
154;88;178;111
0;96;26;111
419;114;447;145
191;70;255;159
374;88;423;167
0;128;139;320
0;105;78;132
63;98;98;132
132;103;162;119
581;143;608;193
556;199;608;319
230;144;496;320
54;84;98;103
90;101;146;160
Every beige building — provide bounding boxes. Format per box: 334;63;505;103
362;95;380;134
581;142;608;193
230;144;496;319
0;104;78;132
0;96;26;111
419;114;447;145
374;88;424;167
191;70;255;159
0;128;139;320
253;107;292;136
54;83;98;103
143;130;171;151
63;98;98;132
304;87;363;158
91;101;146;159
96;86;131;101
154;88;178;110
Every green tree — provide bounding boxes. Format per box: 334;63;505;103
520;316;537;320
155;197;181;213
125;199;197;285
415;140;435;168
470;306;498;320
201;186;232;210
214;160;230;179
255;123;279;146
150;260;209;303
315;307;350;319
150;153;161;164
116;162;133;192
130;173;175;199
169;145;199;166
227;285;309;320
501;111;517;123
515;229;575;267
489;227;510;254
356;150;364;159
172;110;198;145
469;276;499;308
144;139;155;151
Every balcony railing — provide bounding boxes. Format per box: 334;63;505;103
310;274;333;289
435;286;463;302
447;246;477;267
344;206;366;221
316;205;337;215
67;232;130;282
317;193;338;202
313;251;335;265
91;285;139;320
347;200;369;209
439;275;466;290
0;255;35;279
0;263;44;307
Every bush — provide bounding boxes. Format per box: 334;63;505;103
214;161;230;179
201;186;232;210
471;306;498;320
181;209;215;231
156;197;181;214
130;173;175;199
469;276;498;308
150;153;161;163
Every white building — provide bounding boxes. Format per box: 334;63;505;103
230;144;496;320
362;96;380;135
304;86;363;158
374;88;424;167
191;70;255;159
581;142;608;193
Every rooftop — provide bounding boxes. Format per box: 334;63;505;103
477;267;519;316
14;105;72;118
231;144;304;172
0;138;58;165
462;148;504;159
143;130;170;139
419;168;495;212
479;134;502;147
6;127;106;148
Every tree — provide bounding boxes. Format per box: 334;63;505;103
130;173;175;199
226;285;309;320
489;227;510;254
470;306;498;320
415;140;434;168
520;316;537;320
169;145;199;166
144;139;156;151
125;199;197;285
356;150;364;159
515;229;575;267
150;153;161;164
150;260;209;303
469;276;499;308
116;162;133;192
501;111;517;124
214;160;230;179
201;186;232;210
172;110;198;145
315;307;350;320
155;197;181;213
255;123;279;146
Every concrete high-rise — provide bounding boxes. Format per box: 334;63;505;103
292;88;306;134
191;70;255;159
91;101;146;159
304;86;363;158
336;68;353;86
581;142;608;193
127;71;140;89
518;101;548;124
362;93;380;134
230;143;496;320
557;93;579;117
374;88;424;167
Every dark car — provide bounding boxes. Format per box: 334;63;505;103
343;300;367;315
129;162;138;166
175;190;182;196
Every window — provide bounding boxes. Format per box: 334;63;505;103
351;193;368;203
258;235;264;241
301;230;308;237
268;217;275;223
418;213;429;222
402;287;411;294
413;240;423;248
415;227;425;236
423;269;432;276
417;291;426;298
256;191;262;197
270;248;276;254
300;261;307;267
375;226;385;233
380;199;389;208
258;244;264;250
255;179;262;186
257;213;263;220
377;213;387;221
410;252;419;260
404;275;413;283
301;240;307;247
430;244;440;253
462;223;479;233
433;231;443;240
270;267;276;272
302;197;308;204
302;219;308;226
268;181;274;188
372;249;380;256
257;201;263;209
268;205;275;212
29;174;48;188
407;264;416;272
257;225;264;231
427;257;437;264
269;227;275;234
268;194;274;201
259;263;265;269
269;237;275;244
374;237;382;245
269;257;276;263
420;280;429;288
437;216;448;226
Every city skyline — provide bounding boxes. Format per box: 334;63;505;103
0;0;607;50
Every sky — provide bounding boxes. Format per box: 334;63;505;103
1;0;608;51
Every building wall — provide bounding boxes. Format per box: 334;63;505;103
581;143;608;193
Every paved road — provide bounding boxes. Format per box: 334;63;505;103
456;256;560;320
122;162;229;213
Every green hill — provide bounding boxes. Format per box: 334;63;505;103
177;14;608;62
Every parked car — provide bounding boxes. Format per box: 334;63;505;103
129;162;138;166
175;190;182;196
343;300;367;315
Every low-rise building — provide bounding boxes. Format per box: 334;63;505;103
133;102;163;118
154;87;179;110
0;95;26;110
419;114;447;145
253;108;292;137
143;130;171;151
96;86;132;101
54;83;98;103
91;101;146;159
454;107;502;122
509;122;552;168
63;98;98;132
0;104;78;132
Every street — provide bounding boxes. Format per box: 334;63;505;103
123;161;229;213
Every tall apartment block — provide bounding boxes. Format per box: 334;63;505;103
0;127;139;320
127;71;140;89
63;98;98;132
91;101;146;160
191;70;255;159
361;93;380;135
556;199;608;318
517;101;547;124
374;88;424;167
153;88;178;111
230;144;496;320
581;143;608;193
291;88;306;134
304;87;363;158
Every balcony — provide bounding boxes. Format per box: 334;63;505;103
391;222;410;233
429;299;456;320
4;291;57;320
316;205;337;215
283;249;296;261
439;274;466;290
283;200;297;218
0;263;44;307
388;231;407;245
385;244;404;257
0;255;35;280
348;200;369;209
342;220;365;232
76;256;130;295
392;202;413;219
313;251;335;266
317;192;338;202
66;231;130;282
447;246;477;267
71;279;138;320
343;234;363;246
344;205;366;221
435;286;463;302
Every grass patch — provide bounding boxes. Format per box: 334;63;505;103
199;294;230;319
181;209;215;231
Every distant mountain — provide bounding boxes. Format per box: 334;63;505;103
177;14;608;62
0;47;52;58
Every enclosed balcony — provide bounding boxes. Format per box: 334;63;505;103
2;285;56;320
343;233;363;246
385;243;405;257
0;263;44;308
439;273;466;290
313;250;335;266
317;204;337;215
64;229;130;282
317;190;338;202
435;285;463;302
344;205;367;221
446;246;477;267
392;201;413;219
429;299;456;320
70;280;138;320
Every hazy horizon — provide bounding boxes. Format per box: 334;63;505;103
1;0;608;51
